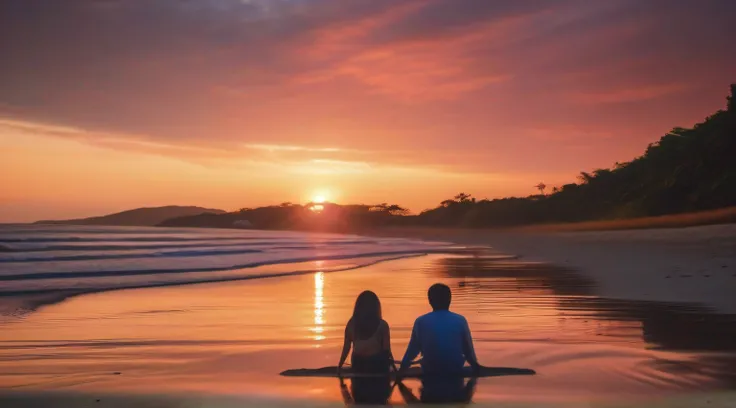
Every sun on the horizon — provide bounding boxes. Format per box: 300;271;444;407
309;192;329;212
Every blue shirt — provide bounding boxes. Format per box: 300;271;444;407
401;310;477;374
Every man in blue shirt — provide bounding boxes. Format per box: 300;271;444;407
399;283;480;376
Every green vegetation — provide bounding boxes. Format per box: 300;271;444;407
162;85;736;231
418;84;736;227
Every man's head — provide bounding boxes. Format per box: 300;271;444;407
428;283;451;311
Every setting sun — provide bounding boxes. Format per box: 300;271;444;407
313;195;326;204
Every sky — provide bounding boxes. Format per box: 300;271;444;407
1;0;735;222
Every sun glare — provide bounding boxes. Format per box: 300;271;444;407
313;195;326;204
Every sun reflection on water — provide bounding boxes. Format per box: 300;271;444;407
311;271;326;341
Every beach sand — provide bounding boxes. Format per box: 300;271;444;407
376;223;736;313
2;391;736;408
2;226;736;407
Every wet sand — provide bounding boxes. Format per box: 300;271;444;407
2;254;735;406
2;391;736;408
376;224;736;313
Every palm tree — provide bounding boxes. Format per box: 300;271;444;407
370;203;389;212
386;204;409;216
454;193;473;203
535;182;547;195
577;172;593;184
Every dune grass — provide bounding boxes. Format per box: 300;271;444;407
517;206;736;232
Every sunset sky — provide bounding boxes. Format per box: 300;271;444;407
1;0;735;222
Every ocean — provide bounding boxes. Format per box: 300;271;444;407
0;225;449;315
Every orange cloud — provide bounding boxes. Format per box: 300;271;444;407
0;118;483;175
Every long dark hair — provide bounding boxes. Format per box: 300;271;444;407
351;290;382;340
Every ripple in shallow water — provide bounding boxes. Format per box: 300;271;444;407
1;254;735;403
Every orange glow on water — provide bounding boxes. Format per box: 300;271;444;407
1;255;729;403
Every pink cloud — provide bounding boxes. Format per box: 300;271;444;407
294;8;542;101
524;126;616;143
570;83;691;104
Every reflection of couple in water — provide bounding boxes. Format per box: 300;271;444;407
337;283;480;404
340;375;477;405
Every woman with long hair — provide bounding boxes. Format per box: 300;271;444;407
338;290;395;375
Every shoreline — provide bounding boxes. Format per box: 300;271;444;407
0;252;437;318
4;223;735;316
370;224;736;314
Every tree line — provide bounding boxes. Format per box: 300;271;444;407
161;85;736;230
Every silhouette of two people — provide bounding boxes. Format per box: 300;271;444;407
338;283;480;405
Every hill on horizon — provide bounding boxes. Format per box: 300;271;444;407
35;206;226;227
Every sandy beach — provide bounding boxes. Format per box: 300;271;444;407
376;223;736;314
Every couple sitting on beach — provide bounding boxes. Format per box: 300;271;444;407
338;283;479;377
